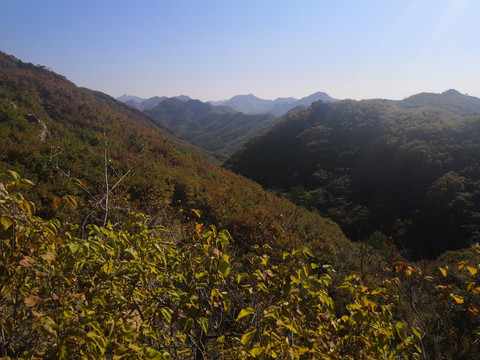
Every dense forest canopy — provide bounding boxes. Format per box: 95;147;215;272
225;96;480;259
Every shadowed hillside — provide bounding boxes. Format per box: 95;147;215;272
225;98;480;259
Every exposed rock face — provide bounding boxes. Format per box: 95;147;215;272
26;113;50;141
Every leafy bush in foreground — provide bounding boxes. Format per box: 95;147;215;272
2;172;479;359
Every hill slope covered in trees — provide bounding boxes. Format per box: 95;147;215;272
225;97;480;259
144;98;278;156
0;51;347;258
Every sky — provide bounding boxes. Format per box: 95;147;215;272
1;0;480;102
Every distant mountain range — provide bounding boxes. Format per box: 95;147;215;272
119;95;191;111
116;92;337;156
117;92;336;116
210;92;337;116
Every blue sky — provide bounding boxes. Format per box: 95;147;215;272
1;0;479;101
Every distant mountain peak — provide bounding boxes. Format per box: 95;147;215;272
398;89;480;116
442;89;462;96
117;94;146;103
214;92;336;116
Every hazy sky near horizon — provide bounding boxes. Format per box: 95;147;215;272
1;0;479;101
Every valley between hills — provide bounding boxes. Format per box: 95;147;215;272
1;51;480;359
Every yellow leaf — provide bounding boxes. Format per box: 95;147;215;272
241;328;258;346
192;209;201;218
128;343;142;352
466;266;478;276
450;293;464;304
236;307;254;321
439;267;448;277
250;347;265;357
0;217;13;230
458;260;469;270
64;195;77;209
424;276;434;282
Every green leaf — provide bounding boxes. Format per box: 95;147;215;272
19;178;35;186
124;247;138;260
302;247;314;257
5;170;20;180
216;229;232;251
114;346;129;356
236;307;254;321
177;348;193;356
87;331;107;354
160;307;173;323
68;243;80;254
183;318;194;333
39;317;58;339
197;317;208;334
13;192;24;202
412;327;423;340
218;260;231;277
143;347;169;359
395;322;407;341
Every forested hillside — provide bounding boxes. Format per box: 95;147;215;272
1;52;480;359
0;51;346;258
144;98;278;156
225;97;480;259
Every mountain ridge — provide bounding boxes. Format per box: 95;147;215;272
117;91;337;116
210;91;337;116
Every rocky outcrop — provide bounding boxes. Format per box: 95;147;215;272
26;113;50;141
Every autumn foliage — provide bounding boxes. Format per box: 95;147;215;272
2;171;480;359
